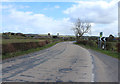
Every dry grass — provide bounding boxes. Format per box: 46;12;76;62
2;39;45;44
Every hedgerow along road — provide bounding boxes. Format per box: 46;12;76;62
2;42;118;82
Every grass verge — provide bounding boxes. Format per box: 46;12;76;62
2;41;60;60
74;42;119;59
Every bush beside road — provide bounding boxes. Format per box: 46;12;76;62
2;39;45;44
75;40;119;59
2;41;60;59
2;40;50;54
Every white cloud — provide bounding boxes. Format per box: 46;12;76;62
1;5;13;9
1;4;29;10
119;1;120;34
90;20;118;37
54;5;60;8
2;9;73;35
62;0;118;36
63;0;118;24
1;1;118;36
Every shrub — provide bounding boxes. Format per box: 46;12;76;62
45;40;50;44
77;40;88;45
2;44;17;54
106;42;113;50
77;40;97;47
2;40;49;55
117;43;120;53
87;41;97;47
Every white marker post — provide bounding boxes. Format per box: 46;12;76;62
104;37;106;50
100;32;103;48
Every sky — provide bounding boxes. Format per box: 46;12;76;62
118;2;120;37
0;0;119;37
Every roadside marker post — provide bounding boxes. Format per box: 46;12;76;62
99;32;103;48
103;37;106;50
100;37;101;48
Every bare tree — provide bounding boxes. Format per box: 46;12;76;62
72;18;91;41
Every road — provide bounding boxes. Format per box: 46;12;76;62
2;42;118;82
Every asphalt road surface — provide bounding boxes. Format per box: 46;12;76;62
2;42;118;82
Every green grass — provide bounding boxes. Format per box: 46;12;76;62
2;39;45;44
75;43;119;59
2;41;60;60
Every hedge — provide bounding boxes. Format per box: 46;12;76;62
117;42;120;53
77;40;97;47
2;40;50;55
76;40;117;51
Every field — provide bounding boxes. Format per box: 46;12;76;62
1;34;75;44
1;34;64;59
2;39;45;44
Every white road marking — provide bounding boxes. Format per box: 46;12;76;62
91;55;95;82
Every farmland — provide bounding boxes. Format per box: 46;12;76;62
1;32;75;59
2;39;45;44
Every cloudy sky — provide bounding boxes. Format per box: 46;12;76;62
0;0;119;37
